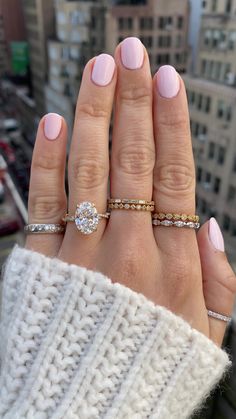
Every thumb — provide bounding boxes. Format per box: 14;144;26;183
197;217;236;346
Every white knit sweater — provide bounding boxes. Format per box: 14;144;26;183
0;246;231;419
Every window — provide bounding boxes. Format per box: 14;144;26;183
233;155;236;173
223;214;230;231
118;17;133;30
205;172;212;184
205;96;211;113
227;185;236;202
208;142;215;159
202;1;207;8
176;34;182;48
212;0;218;12
217;146;225;165
156;53;170;65
201;199;207;214
217;100;232;121
140;17;153;30
213;177;221;193
226;0;232;13
177;16;184;29
197;167;202;182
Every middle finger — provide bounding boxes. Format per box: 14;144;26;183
110;37;155;228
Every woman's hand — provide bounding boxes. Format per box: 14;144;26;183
25;37;236;346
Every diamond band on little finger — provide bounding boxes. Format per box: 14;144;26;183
24;223;65;234
207;310;232;323
62;201;110;235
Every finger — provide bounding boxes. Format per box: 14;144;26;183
61;54;116;260
110;37;155;229
26;113;67;256
197;218;236;346
153;65;196;251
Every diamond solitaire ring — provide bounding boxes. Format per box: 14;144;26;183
62;202;110;235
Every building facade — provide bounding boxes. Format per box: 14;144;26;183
46;0;190;136
22;0;55;117
183;0;236;265
0;0;26;76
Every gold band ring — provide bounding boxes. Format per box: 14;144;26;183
108;198;155;212
152;213;200;223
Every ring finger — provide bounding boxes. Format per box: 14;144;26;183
61;54;117;263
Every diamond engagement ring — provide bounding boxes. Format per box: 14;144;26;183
24;224;65;234
62;202;110;235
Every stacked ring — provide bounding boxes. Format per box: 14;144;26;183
108;198;155;212
152;212;200;229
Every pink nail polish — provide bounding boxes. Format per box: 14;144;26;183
91;53;115;86
44;113;62;140
121;37;144;70
156;65;180;98
208;217;225;252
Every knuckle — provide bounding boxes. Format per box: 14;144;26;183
29;194;66;221
155;162;195;195
158;112;189;131
32;154;61;172
76;101;110;120
71;156;108;189
117;144;155;177
167;261;193;303
119;84;152;107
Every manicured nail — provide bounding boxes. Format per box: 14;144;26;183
44;113;62;140
121;37;144;70
156;65;180;98
208;217;225;252
91;53;115;86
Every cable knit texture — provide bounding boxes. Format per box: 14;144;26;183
0;245;231;419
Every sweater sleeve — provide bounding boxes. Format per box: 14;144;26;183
0;246;231;419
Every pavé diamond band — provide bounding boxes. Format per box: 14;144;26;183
207;310;232;323
24;223;65;234
152;219;200;229
62;202;110;235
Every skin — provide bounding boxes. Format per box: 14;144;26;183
25;40;236;347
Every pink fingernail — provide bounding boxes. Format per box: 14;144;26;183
121;37;144;70
208;217;225;252
156;65;180;98
44;113;62;140
91;53;115;86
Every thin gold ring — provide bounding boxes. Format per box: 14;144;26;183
107;198;155;211
152;213;200;222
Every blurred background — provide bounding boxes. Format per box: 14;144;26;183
0;0;235;417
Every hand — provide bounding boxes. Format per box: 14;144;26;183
25;37;236;346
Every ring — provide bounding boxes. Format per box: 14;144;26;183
108;198;155;211
152;213;200;222
152;219;200;229
207;310;232;323
62;201;110;235
24;224;65;234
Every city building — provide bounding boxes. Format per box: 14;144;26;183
0;0;26;76
22;0;55;117
188;0;202;73
106;0;190;75
46;0;190;137
183;0;236;264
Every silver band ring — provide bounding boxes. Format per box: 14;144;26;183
24;223;65;234
152;219;200;229
207;309;232;323
62;201;110;235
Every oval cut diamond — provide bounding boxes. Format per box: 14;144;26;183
75;202;99;234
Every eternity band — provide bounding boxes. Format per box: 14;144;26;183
152;219;200;229
24;223;65;234
152;213;200;222
207;310;232;323
108;198;155;211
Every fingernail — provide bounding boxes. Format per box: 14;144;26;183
156;65;180;98
91;53;115;86
208;217;225;252
121;37;144;70
44;113;62;140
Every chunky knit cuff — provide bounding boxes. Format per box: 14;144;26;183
0;246;231;419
